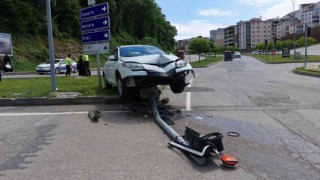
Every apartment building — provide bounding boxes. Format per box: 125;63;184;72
209;1;320;50
298;3;320;27
210;28;224;47
236;18;275;50
237;21;251;50
224;26;237;48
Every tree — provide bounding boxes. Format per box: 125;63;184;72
188;38;210;61
296;36;316;47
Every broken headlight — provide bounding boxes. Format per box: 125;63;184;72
121;62;144;71
176;60;186;68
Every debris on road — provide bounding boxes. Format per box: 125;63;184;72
88;110;101;122
160;97;169;104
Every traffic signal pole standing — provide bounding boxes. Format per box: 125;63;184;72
265;39;268;63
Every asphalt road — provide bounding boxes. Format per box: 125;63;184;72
0;55;319;179
161;55;320;179
294;44;320;55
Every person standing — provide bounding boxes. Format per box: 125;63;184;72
77;55;87;76
83;54;91;76
65;54;72;76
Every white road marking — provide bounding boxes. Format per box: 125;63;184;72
0;111;131;117
186;74;198;111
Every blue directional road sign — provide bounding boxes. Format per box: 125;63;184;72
81;17;109;32
82;30;110;43
80;2;108;20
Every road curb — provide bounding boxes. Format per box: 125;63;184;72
292;69;320;78
0;96;124;106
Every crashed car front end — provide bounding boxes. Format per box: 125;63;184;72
117;54;194;90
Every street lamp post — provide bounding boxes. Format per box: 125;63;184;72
291;0;297;59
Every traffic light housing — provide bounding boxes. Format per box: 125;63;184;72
265;39;268;46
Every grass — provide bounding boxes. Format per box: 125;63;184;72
248;54;320;63
0;76;117;98
190;56;223;68
295;65;320;75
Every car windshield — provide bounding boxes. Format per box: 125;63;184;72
120;46;166;57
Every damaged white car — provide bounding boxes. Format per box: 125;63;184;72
103;45;194;98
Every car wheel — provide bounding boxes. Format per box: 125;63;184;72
170;77;187;94
116;73;129;98
55;68;60;74
103;73;111;89
73;67;78;73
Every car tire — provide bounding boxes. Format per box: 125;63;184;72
55;68;60;74
73;67;78;73
103;73;112;89
116;73;129;98
170;77;187;94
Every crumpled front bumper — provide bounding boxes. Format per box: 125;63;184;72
121;63;194;88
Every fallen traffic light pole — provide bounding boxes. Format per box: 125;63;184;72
149;96;238;167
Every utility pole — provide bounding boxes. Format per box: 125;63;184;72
265;39;268;63
45;0;56;92
305;24;308;67
291;0;297;60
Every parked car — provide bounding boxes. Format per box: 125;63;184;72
36;59;77;74
103;45;194;98
251;50;262;54
234;51;241;58
224;51;233;61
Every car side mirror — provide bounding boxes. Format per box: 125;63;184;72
108;55;117;61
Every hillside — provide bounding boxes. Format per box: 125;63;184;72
0;0;177;71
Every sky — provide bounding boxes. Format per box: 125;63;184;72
155;0;320;40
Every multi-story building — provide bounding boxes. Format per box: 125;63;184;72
276;21;293;40
237;21;251;50
224;26;237;48
210;30;217;40
210;28;224;47
298;3;320;27
209;1;320;50
237;18;274;50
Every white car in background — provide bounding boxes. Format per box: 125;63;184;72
36;59;77;74
103;45;194;98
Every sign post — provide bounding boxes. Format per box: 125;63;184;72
45;0;56;92
80;2;110;88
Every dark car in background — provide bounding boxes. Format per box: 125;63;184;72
224;51;233;61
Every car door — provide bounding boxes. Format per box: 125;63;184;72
106;48;119;85
59;60;67;73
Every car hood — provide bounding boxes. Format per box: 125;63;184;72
38;63;51;68
120;54;179;65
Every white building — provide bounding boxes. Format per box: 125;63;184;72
298;3;320;27
237;21;251;50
